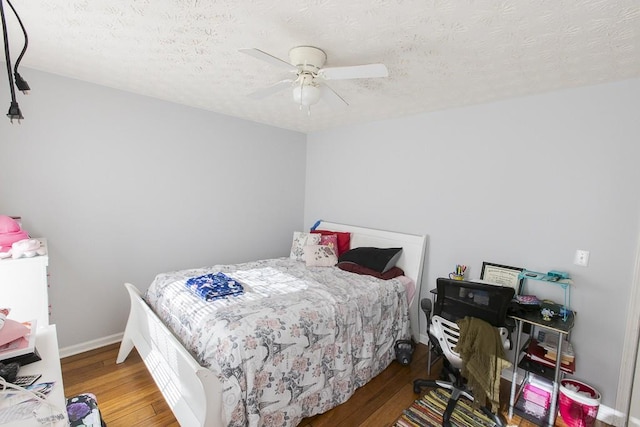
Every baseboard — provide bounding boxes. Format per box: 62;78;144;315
500;366;622;425
500;365;527;385
419;333;429;345
595;405;627;427
59;332;123;359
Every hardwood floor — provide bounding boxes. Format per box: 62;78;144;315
60;343;179;426
61;342;610;426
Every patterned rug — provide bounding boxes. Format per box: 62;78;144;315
394;389;498;427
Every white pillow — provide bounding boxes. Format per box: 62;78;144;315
290;231;321;261
304;245;338;267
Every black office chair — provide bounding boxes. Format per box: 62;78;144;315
413;277;515;427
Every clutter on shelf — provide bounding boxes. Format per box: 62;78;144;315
518;269;573;321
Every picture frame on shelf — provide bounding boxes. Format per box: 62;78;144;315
480;262;524;293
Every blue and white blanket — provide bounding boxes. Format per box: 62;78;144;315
185;272;244;301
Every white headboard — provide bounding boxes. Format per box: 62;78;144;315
315;221;428;342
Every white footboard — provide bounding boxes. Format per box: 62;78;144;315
116;282;224;427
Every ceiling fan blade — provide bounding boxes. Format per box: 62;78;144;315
319;63;388;80
321;84;349;108
248;79;294;99
239;48;297;71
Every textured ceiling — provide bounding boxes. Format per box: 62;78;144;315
5;0;640;133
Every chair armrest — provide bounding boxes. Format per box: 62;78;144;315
421;298;433;330
421;298;432;317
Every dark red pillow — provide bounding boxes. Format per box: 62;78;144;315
310;230;350;257
337;261;405;280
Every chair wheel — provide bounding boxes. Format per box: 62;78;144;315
413;384;422;394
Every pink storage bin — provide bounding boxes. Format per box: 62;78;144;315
559;379;601;427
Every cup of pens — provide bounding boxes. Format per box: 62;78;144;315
449;264;466;280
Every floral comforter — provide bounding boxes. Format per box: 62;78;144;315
145;257;411;427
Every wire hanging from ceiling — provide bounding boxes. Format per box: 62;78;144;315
0;0;30;123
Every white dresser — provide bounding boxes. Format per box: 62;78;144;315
0;238;49;327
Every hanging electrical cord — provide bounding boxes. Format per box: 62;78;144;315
0;0;29;123
5;0;29;94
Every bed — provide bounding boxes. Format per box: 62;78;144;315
116;221;427;427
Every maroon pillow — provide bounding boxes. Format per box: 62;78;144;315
310;230;351;257
337;261;404;280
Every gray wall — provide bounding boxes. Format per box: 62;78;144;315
0;69;307;347
304;78;640;409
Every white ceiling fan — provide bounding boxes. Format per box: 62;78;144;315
239;46;388;113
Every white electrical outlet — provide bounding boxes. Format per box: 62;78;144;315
574;249;590;267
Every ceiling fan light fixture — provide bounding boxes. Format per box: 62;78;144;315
293;84;321;107
240;45;388;112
